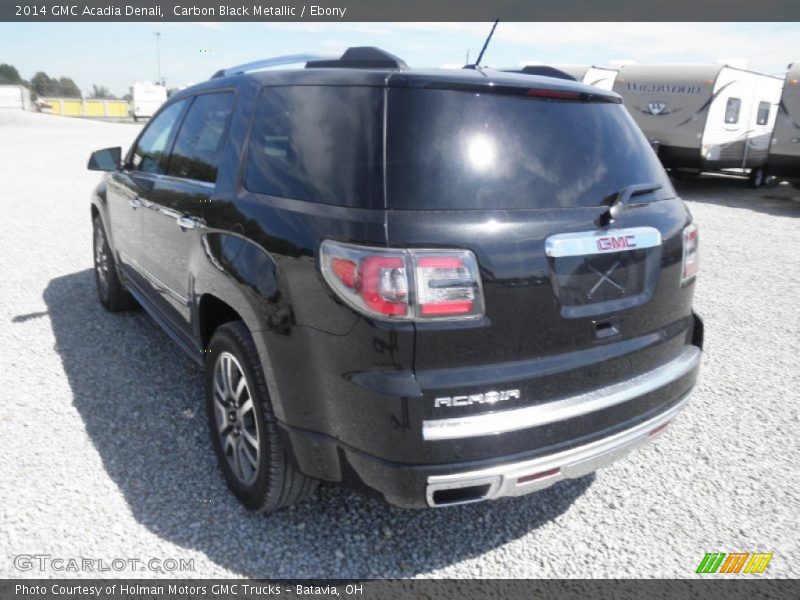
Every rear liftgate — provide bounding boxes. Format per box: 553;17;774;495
424;226;699;507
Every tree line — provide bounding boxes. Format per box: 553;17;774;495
0;63;118;99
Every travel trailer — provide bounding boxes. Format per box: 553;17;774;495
767;62;800;186
551;65;619;90
130;81;167;121
614;64;783;186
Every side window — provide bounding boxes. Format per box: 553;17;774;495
130;100;186;174
166;92;235;183
725;97;741;124
244;85;383;208
756;101;771;126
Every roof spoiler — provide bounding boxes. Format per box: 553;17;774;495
305;47;408;70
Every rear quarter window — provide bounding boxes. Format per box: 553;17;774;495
385;88;673;210
245;85;383;208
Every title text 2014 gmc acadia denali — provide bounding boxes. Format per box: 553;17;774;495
87;47;703;511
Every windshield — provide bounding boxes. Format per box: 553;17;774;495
385;88;674;210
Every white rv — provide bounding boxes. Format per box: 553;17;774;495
130;81;167;121
0;84;33;110
614;64;783;186
767;62;800;186
550;65;619;91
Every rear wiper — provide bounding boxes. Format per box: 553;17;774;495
595;183;663;228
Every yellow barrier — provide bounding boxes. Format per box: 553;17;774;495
41;98;130;118
104;101;129;118
84;99;105;117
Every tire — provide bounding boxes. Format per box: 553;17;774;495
205;321;318;513
748;167;765;188
93;216;137;312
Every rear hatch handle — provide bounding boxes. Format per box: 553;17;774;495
595;183;663;228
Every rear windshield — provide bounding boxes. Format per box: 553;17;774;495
386;88;673;210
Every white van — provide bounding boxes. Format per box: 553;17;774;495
130;81;167;121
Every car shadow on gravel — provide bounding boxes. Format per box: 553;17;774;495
44;269;593;578
673;176;800;218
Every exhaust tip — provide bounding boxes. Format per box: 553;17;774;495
430;483;492;507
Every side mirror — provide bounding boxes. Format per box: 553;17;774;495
88;147;122;171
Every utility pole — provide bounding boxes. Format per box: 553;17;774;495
155;32;163;86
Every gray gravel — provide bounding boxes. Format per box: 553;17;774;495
0;110;798;579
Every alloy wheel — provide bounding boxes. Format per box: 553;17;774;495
212;352;260;485
94;225;109;296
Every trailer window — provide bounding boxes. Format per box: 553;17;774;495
756;101;771;126
725;98;741;124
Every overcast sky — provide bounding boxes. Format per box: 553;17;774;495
0;22;797;96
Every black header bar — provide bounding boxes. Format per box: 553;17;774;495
2;0;800;21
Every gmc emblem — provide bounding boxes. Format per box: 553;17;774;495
597;235;637;252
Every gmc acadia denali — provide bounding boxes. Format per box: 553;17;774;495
87;48;703;511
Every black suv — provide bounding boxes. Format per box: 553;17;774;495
88;47;702;511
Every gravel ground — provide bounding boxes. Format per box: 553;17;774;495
0;110;798;579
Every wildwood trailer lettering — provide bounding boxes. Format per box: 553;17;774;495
626;82;703;95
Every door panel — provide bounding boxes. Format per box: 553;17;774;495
138;92;236;336
139;177;211;330
106;99;188;279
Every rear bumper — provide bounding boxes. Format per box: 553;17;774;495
425;391;688;506
281;339;701;508
422;346;699;441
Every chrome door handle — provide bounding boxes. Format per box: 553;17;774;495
176;215;202;230
129;196;142;209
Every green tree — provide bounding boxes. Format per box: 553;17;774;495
31;72;82;98
57;77;81;98
0;63;23;84
89;84;115;99
31;72;56;96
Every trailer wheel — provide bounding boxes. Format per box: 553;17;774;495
748;167;765;188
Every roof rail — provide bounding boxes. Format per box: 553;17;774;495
305;47;408;70
211;53;334;79
510;66;577;81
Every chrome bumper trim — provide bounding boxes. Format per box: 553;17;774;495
422;346;700;441
426;392;691;507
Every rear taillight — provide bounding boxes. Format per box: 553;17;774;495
681;223;699;284
320;240;484;321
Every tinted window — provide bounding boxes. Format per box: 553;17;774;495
167;92;235;183
130;100;186;174
245;86;383;208
386;89;673;210
725;97;741;124
756;101;771;126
